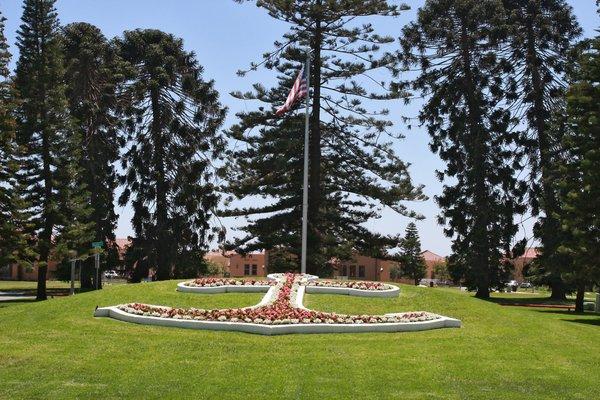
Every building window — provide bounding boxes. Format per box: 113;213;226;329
358;265;365;278
251;264;257;275
341;266;347;276
349;265;356;277
244;264;250;275
0;264;9;279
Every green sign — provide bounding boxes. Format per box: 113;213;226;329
91;241;104;249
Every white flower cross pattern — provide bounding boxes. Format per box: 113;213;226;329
94;273;461;335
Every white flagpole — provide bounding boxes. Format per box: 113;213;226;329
301;50;311;275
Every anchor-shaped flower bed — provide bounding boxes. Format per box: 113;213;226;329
94;273;460;335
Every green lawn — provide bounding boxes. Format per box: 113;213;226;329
0;280;78;291
0;281;598;399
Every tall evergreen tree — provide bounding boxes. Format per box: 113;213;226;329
1;11;22;266
226;0;425;275
555;36;600;312
116;30;226;280
398;222;426;285
502;0;581;300
0;10;15;265
61;22;122;289
14;0;92;300
0;10;36;270
399;0;526;298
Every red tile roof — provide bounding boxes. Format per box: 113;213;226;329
520;248;540;259
421;250;445;262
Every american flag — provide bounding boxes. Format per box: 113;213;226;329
275;67;308;116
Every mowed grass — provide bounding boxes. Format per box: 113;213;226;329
0;281;598;399
0;279;130;292
0;280;78;291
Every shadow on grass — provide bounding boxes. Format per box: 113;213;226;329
482;296;574;306
0;288;97;297
562;318;600;327
526;309;600;326
533;309;583;316
0;298;36;308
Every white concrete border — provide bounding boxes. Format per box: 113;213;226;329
177;279;399;298
305;284;400;298
94;306;460;335
176;282;271;294
96;275;460;335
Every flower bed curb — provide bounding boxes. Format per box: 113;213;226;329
95;274;461;335
176;281;400;298
93;305;460;335
176;282;271;294
304;285;400;298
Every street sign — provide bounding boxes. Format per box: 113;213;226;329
91;241;104;249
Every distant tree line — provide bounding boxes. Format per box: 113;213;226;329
398;0;599;310
0;0;226;299
0;0;598;311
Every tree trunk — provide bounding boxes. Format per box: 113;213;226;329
307;9;322;276
80;258;94;289
549;278;567;301
525;4;566;301
37;109;52;301
574;282;585;313
37;220;50;301
36;262;47;301
150;88;170;280
459;23;490;299
476;286;490;299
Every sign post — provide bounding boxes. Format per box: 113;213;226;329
95;253;100;290
70;259;76;296
91;242;104;290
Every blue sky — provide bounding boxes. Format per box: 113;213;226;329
1;0;598;255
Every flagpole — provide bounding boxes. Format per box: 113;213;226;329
301;50;311;275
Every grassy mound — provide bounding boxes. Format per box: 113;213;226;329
0;281;598;399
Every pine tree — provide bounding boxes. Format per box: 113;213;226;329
0;9;14;265
226;0;425;275
14;0;92;300
61;22;122;289
0;10;37;270
555;37;600;312
398;222;426;285
502;0;582;300
0;11;20;266
398;0;526;298
116;29;226;280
